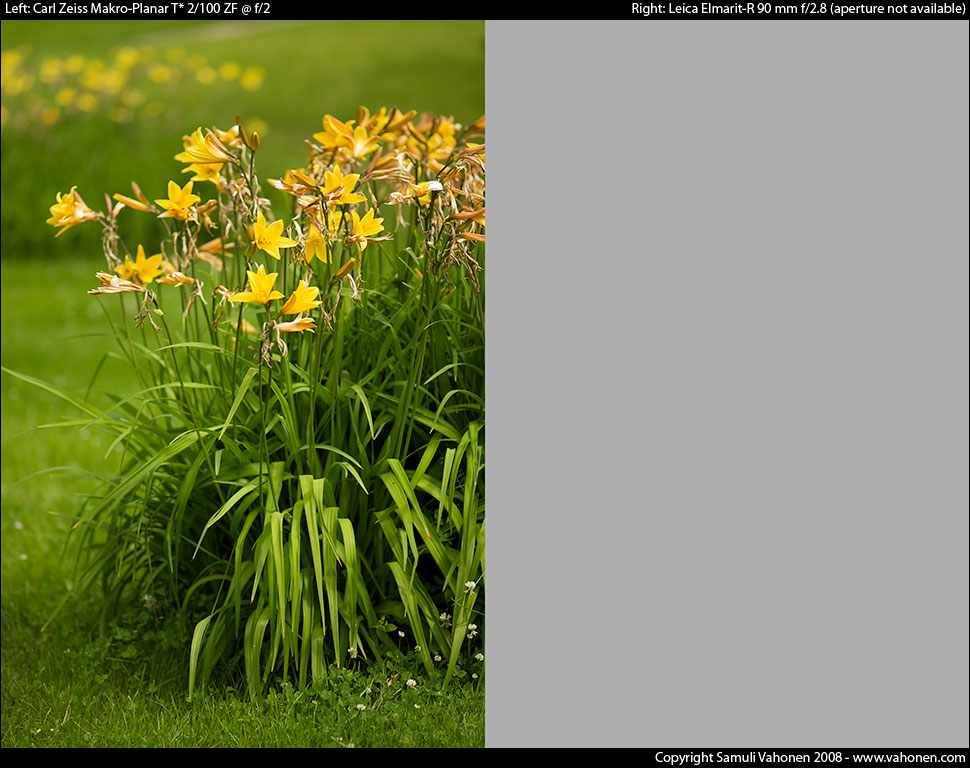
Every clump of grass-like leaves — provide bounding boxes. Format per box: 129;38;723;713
9;107;485;700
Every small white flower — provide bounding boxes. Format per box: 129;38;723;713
363;687;372;695
439;612;450;622
356;703;366;711
474;652;484;661
414;703;421;709
14;521;23;530
414;645;421;652
472;673;478;679
398;630;405;637
433;654;442;662
464;581;476;592
18;553;27;561
348;646;357;658
406;678;417;688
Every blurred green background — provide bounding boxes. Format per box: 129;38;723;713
0;19;483;724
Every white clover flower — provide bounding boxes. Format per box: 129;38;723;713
356;703;366;711
475;652;484;661
433;654;442;662
414;645;421;652
439;612;450;622
472;673;478;679
464;581;476;592
406;678;417;688
398;630;405;637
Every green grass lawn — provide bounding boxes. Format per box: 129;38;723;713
1;19;484;748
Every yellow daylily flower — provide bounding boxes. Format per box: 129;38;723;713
320;165;366;206
175;127;234;165
211;124;243;149
115;244;164;284
279;280;322;316
347;124;381;160
182;162;223;184
252;211;298;260
302;221;330;264
407;116;457;173
155;180;201;221
46;186;98;237
370;107;417;140
312;114;354;150
228;265;284;305
336;208;384;252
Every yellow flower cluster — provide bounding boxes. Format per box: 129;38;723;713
49;106;484;347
